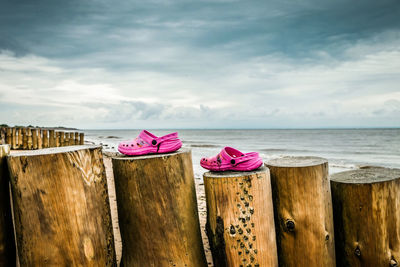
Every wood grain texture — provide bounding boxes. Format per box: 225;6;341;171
7;145;116;266
42;130;49;148
265;156;335;267
49;130;55;147
204;167;278;267
0;145;16;266
331;168;400;267
112;148;207;267
32;129;38;150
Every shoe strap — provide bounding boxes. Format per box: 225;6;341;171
226;151;259;166
139;130;179;147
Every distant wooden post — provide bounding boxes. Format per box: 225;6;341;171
112;149;207;266
11;128;17;149
68;133;74;146
0;145;16;266
204;167;278;267
7;145;116;266
49;130;55;147
22;128;28;150
32;129;38;150
79;133;84;145
37;129;43;149
59;132;65;147
42;130;49;148
331;168;400;267
64;132;69;146
5;128;11;147
55;132;60;147
74;132;79;145
27;128;33;149
17;128;23;149
265;157;336;267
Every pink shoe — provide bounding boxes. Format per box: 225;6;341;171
200;147;263;171
118;130;182;156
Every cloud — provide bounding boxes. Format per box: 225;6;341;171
0;0;399;128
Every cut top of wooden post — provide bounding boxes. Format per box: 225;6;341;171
112;147;189;161
266;156;327;168
330;167;400;184
203;166;268;178
9;144;99;157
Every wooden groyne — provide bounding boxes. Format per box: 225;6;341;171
0;127;84;150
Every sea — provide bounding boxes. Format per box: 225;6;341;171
83;128;400;179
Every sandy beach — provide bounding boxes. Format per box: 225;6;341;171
102;154;214;266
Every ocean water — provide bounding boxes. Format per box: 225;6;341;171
84;129;400;179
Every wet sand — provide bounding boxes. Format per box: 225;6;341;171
102;154;214;266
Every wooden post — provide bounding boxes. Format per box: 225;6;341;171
79;133;84;145
5;128;11;147
37;129;43;149
0;145;16;266
11;128;17;149
27;128;33;149
42;130;49;148
49;130;55;147
59;132;65;147
7;145;116;266
32;129;38;150
55;132;60;147
331;168;400;267
69;133;74;146
204;167;278;267
112;148;207;266
74;132;79;145
265;157;336;267
17;128;23;149
0;128;4;144
22;128;28;150
64;132;69;146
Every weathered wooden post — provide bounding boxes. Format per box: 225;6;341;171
79;133;84;145
59;132;65;147
22;128;28;150
27;128;33;149
64;132;69;146
331;167;400;267
17;128;23;149
74;132;79;145
7;145;116;266
32;129;38;150
55;132;59;147
37;129;43;149
11;128;17;149
49;130;55;147
112;148;207;266
204;167;278;267
42;130;49;148
5;128;11;147
0;145;16;266
69;133;74;146
0;128;4;144
265;157;335;267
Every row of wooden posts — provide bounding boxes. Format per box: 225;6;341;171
0;144;399;266
0;127;84;150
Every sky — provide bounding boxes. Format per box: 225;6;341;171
0;0;399;129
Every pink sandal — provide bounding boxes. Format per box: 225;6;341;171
200;147;263;171
118;130;182;156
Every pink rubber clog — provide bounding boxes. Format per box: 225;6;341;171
200;147;263;171
118;130;182;156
